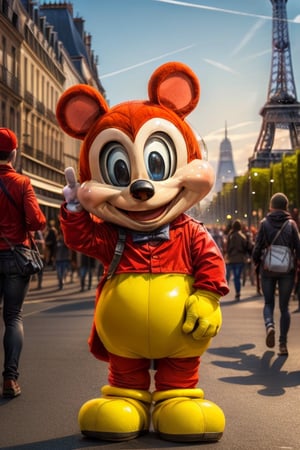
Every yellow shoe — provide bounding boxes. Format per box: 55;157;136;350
152;389;225;442
78;386;151;441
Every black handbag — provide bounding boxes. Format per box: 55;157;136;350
1;233;44;276
0;178;44;275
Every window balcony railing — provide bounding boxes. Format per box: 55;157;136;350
36;100;45;115
0;65;20;95
24;90;34;106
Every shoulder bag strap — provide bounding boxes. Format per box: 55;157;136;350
0;178;36;249
0;230;14;249
0;179;15;247
267;220;289;245
0;178;18;209
106;227;127;280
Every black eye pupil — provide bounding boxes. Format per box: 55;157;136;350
114;160;130;186
149;152;165;179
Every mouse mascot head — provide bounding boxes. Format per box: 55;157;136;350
57;62;215;230
56;62;228;444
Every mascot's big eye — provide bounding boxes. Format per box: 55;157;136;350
100;142;131;186
144;133;176;181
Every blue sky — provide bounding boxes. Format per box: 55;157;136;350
70;0;300;180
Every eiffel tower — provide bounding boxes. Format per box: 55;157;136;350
249;0;300;168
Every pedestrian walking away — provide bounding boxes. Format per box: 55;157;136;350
32;229;46;289
55;226;71;290
45;219;58;268
252;192;300;356
225;219;250;301
0;128;46;398
79;253;95;292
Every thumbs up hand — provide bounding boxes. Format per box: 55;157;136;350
63;167;82;212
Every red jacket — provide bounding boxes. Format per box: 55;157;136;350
60;205;229;360
60;204;229;296
0;164;46;249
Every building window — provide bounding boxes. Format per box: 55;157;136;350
11;46;17;76
1;36;7;66
24;57;28;92
1;101;6;124
9;107;15;131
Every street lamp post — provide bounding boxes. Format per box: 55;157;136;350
269;178;274;198
247;171;258;229
247;174;253;228
233;183;238;217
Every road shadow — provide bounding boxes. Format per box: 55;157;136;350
40;299;95;314
27;284;94;299
207;344;300;396
221;293;263;306
0;432;207;450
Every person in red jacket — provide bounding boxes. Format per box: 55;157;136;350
0;128;46;398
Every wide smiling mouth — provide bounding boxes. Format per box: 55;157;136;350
117;205;168;222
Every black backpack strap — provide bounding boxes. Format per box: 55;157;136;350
106;227;127;280
263;219;290;246
0;178;36;247
0;178;23;247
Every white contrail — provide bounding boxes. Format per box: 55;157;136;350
100;44;196;78
231;19;266;56
153;0;299;23
100;2;299;80
242;49;271;62
203;58;238;74
205;19;267;71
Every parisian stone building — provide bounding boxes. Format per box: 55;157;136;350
0;0;105;220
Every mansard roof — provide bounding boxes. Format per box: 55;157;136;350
41;4;87;69
41;5;87;58
40;2;102;90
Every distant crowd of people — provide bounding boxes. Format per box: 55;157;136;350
209;220;256;300
32;218;103;292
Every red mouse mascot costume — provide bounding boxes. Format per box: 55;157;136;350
56;62;229;443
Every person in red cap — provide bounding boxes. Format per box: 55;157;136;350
0;127;46;398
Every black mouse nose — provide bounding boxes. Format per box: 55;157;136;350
130;180;155;201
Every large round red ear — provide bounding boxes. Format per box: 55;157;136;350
148;62;200;118
56;85;109;139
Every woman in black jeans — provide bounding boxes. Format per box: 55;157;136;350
0;128;46;397
252;193;300;356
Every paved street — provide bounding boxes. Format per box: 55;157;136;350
0;269;300;450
